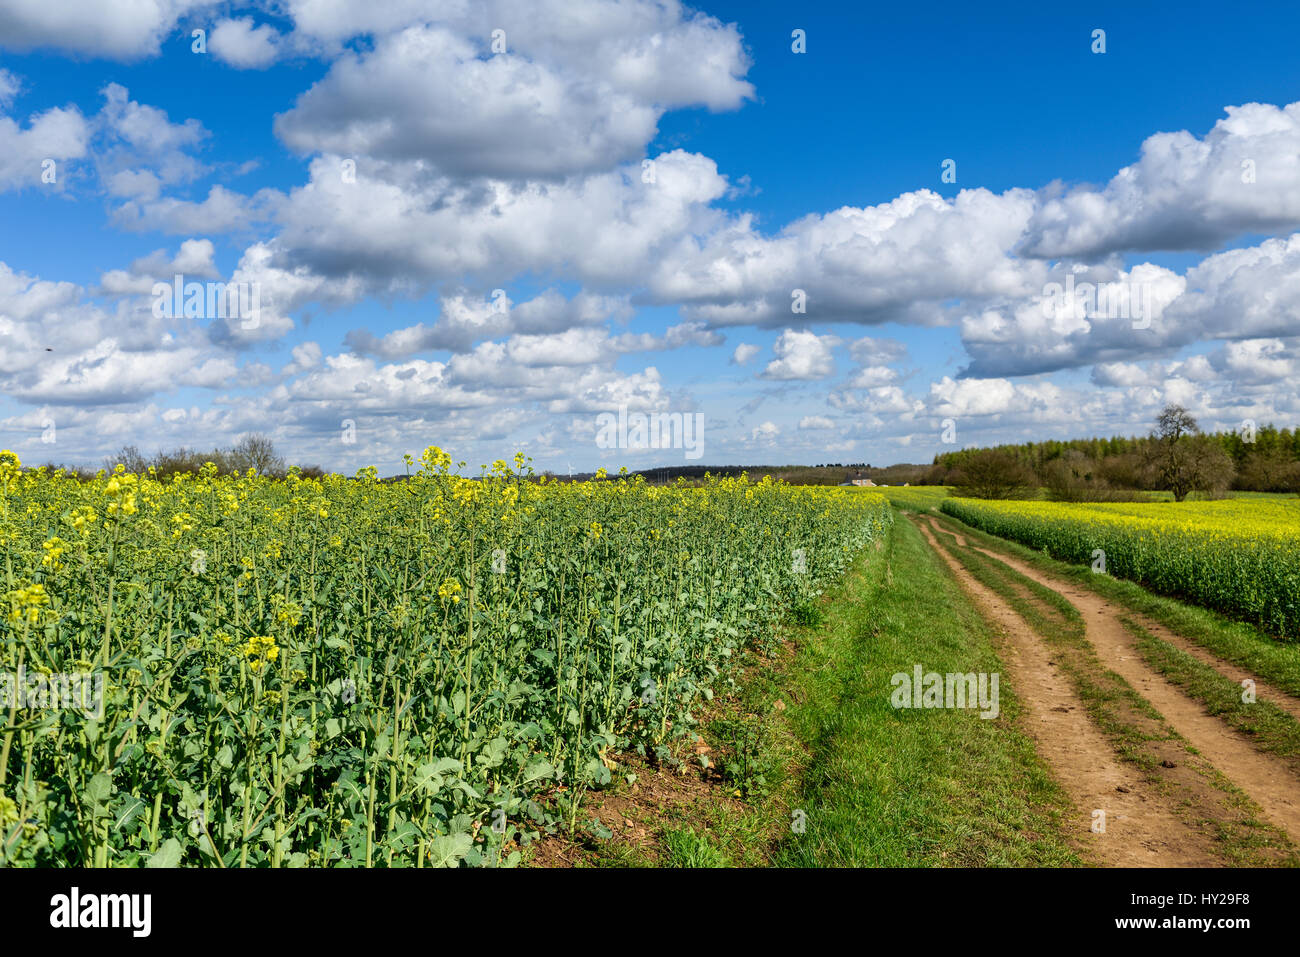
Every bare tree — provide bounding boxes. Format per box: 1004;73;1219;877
105;444;149;474
1154;404;1198;444
1184;438;1236;499
1041;450;1140;502
950;450;1036;499
1147;405;1235;501
1238;450;1300;494
231;434;285;477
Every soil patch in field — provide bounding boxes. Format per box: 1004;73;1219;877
914;515;1229;867
935;519;1300;847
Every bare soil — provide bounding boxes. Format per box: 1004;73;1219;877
914;515;1234;866
923;515;1300;846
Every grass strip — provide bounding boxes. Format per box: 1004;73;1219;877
765;516;1080;866
925;516;1297;865
1120;616;1300;773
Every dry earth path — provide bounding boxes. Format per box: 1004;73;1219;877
912;516;1222;866
921;513;1300;848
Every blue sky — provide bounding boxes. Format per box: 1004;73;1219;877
1;0;1298;473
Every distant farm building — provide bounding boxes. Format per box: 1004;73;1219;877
841;470;876;487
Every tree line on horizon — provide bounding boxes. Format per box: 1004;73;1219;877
926;406;1300;500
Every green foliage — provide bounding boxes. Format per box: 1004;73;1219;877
931;423;1300;495
662;826;729;867
711;715;775;798
941;497;1300;638
0;451;891;867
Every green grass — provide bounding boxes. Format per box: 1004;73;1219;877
1143;490;1298;502
925;521;1084;639
661;827;730;867
872;485;951;512
1120;616;1300;771
767;515;1080;866
924;516;1299;864
577;506;1300;867
875;487;1295;511
926;520;1178;768
592;516;1081;867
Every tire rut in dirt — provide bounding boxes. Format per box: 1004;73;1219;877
912;515;1222;867
924;514;1300;846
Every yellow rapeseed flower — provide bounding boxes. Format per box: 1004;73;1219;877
242;635;280;673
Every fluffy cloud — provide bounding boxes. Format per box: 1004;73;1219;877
271;149;729;288
846;365;898;389
210;241;366;346
0;250;289;406
0;69;20;108
961;234;1300;377
760;329;839;380
282;341;323;376
279;0;752;107
848;336;908;365
1167;233;1300;342
1022;102;1300;258
0;100;88;191
345;289;630;357
611;321;724;353
99;238;220;295
653;187;1044;328
829;384;920;418
841;335;906;389
1209;338;1297;384
0;0;215;60
96;84;205;178
285;345;674;420
275;26;660;180
959;262;1186;377
209;17;282;69
6;9;1300;471
271;1;751;180
110;183;276;234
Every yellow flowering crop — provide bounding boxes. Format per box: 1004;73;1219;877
942;495;1300;636
0;447;891;867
